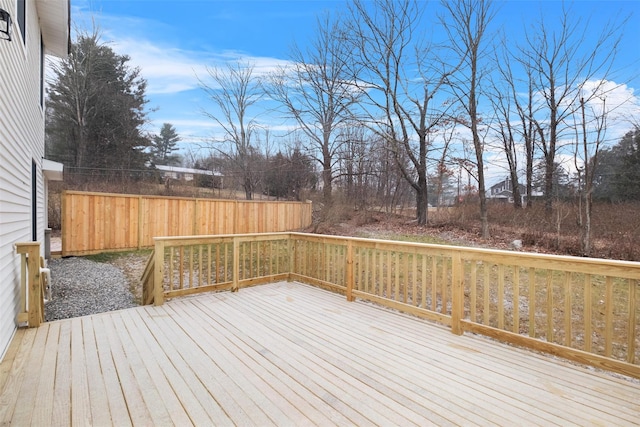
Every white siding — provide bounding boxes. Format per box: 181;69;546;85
0;0;47;360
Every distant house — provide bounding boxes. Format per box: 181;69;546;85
488;177;527;205
155;165;223;187
0;0;69;361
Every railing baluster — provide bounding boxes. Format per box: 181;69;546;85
564;272;572;347
605;276;614;357
421;255;427;309
584;274;592;353
498;264;505;330
451;251;463;335
207;244;212;285
513;267;520;333
483;264;490;325
529;267;535;338
188;246;194;289
442;257;448;315
470;262;477;323
546;271;553;342
169;248;174;291
412;254;417;306
431;258;437;312
628;279;637;364
386;251;392;299
394;252;400;301
179;246;184;290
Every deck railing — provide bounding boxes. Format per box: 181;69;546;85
15;242;44;327
143;232;640;378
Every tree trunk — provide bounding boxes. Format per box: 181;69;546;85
416;186;428;225
510;170;522;209
581;191;592;256
244;176;253;200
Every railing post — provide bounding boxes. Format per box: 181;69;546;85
232;236;240;291
346;240;354;302
451;251;463;335
15;242;43;327
154;239;165;306
288;234;295;281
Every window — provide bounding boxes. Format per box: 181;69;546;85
17;0;25;44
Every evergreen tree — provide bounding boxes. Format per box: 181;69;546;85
151;123;181;165
46;31;149;177
613;129;640;201
264;149;316;200
592;129;640;201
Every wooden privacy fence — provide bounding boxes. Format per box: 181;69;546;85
61;191;312;255
142;232;640;379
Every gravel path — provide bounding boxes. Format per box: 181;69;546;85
45;257;138;322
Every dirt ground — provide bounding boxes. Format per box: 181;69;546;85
312;210;526;251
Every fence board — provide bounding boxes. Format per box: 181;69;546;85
61;191;312;256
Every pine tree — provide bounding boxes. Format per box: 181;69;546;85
46;30;150;177
151;123;181;165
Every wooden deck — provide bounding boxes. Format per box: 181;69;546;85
1;282;638;426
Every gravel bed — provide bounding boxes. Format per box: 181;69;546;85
45;257;138;322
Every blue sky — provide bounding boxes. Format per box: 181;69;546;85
70;0;640;184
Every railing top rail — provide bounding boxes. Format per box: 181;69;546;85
153;232;293;244
63;190;312;205
288;232;640;274
151;231;640;278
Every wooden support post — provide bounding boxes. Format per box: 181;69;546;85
232;237;240;292
15;242;42;327
288;234;294;282
451;251;463;336
154;239;165;306
346;241;354;302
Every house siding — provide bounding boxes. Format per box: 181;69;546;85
0;0;47;359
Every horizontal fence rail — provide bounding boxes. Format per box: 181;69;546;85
142;232;640;379
61;190;312;256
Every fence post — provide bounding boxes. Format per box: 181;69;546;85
233;200;239;234
193;199;199;235
451;251;463;335
346;240;354;302
137;195;143;250
61;190;67;256
232;236;240;291
154;239;165;306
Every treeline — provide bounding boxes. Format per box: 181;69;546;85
45;1;638;258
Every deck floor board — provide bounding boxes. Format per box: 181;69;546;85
1;282;639;426
260;286;630;424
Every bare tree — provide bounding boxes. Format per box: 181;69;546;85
488;75;523;209
265;12;357;205
491;36;543;209
200;61;262;200
517;6;624;214
441;0;496;239
345;0;458;225
574;92;610;256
